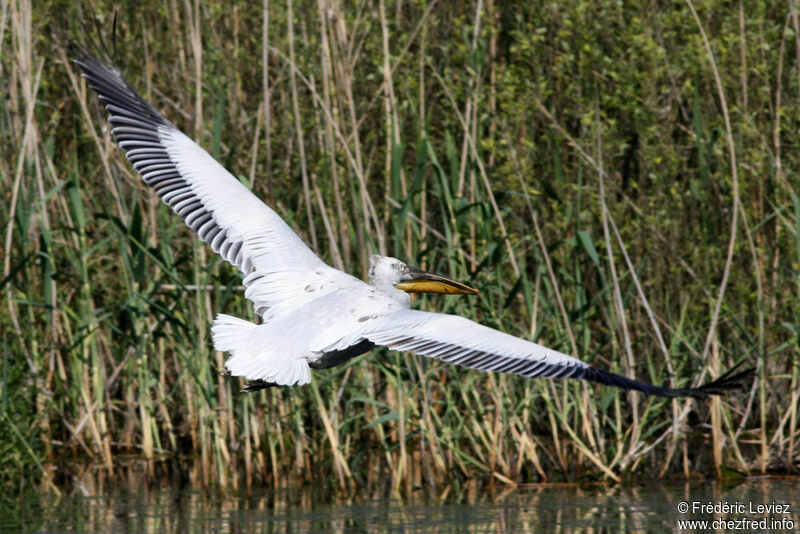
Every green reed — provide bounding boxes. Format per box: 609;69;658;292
1;0;798;499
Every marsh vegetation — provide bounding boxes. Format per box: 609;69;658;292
1;0;798;498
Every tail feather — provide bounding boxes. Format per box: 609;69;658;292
211;314;311;387
212;314;259;353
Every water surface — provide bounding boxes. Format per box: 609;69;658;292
8;477;799;532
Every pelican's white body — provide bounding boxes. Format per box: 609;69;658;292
214;280;406;385
213;256;583;386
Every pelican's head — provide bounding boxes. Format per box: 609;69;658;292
368;255;478;299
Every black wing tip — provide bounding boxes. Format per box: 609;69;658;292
67;12;119;70
582;362;755;399
692;364;755;397
69;14;171;130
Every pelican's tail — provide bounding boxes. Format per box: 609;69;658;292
211;314;311;387
212;314;259;354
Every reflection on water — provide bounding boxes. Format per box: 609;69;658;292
6;474;799;532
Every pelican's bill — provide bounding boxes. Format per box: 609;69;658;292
394;266;479;295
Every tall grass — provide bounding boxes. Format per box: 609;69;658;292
1;0;798;497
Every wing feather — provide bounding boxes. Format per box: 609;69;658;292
365;309;588;380
74;49;353;315
363;309;749;397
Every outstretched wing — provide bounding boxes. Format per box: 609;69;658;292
73;48;354;316
364;309;751;398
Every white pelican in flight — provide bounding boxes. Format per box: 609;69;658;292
73;43;751;396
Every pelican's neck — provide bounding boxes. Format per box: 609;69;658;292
369;279;411;307
368;255;412;307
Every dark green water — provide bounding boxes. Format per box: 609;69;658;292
5;478;799;532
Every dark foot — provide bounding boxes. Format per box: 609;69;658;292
241;380;279;393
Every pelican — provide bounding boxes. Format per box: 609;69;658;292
73;43;751;396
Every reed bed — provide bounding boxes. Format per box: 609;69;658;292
1;0;798;498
